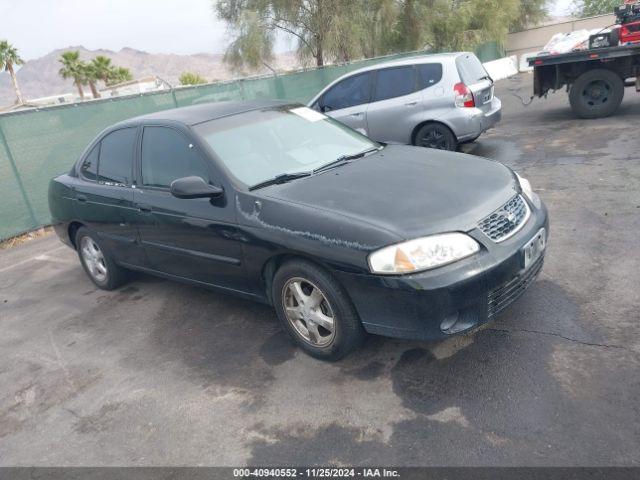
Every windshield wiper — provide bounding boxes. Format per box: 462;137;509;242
313;147;381;174
249;172;312;191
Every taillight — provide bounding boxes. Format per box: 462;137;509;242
454;82;475;108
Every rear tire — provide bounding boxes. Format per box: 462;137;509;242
75;227;127;290
569;69;624;119
272;259;365;361
414;123;457;151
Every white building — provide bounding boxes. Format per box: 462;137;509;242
100;76;171;97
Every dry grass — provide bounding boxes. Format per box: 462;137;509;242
0;227;53;250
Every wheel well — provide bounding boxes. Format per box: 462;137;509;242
68;221;84;249
544;63;630;94
411;120;456;145
261;253;327;305
571;65;626;83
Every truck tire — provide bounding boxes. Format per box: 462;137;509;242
610;28;619;47
569;69;624;119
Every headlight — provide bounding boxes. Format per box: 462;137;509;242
515;172;541;209
368;233;480;275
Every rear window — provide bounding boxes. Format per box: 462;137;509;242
80;145;99;181
416;63;443;89
455;54;490;84
98;128;136;185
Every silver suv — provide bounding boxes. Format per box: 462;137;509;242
308;52;501;151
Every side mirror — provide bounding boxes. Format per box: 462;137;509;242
170;176;224;199
320;104;332;113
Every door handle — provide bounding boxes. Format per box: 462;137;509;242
405;101;419;106
76;194;87;203
350;112;363;117
137;203;152;213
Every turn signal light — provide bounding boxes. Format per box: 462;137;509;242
454;82;475;108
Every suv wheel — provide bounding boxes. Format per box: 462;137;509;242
415;123;457;151
272;260;365;361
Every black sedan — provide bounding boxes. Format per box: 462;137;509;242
48;100;549;360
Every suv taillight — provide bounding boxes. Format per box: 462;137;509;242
454;82;475;108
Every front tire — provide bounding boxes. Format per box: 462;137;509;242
272;260;365;361
414;122;457;151
569;69;624;119
75;227;127;290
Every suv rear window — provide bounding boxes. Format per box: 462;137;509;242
416;63;443;89
455;54;490;84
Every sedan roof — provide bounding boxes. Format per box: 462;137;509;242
118;99;293;127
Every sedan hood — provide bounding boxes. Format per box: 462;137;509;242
261;145;518;240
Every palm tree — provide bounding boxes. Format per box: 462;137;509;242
58;50;86;100
91;55;112;85
106;66;132;86
82;62;101;98
0;40;25;105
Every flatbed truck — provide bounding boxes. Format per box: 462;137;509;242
528;43;640;118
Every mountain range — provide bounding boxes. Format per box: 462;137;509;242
0;46;299;107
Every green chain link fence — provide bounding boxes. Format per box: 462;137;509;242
0;44;502;241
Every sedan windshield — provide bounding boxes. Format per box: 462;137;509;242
193;106;379;187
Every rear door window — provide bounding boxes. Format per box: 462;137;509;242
456;54;491;84
416;63;443;89
80;144;99;181
98;128;136;185
373;66;416;102
141;126;210;188
321;72;372;111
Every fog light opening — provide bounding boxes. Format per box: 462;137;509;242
440;309;479;335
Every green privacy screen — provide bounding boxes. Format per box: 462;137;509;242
0;45;501;240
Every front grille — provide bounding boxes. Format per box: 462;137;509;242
478;195;529;242
487;255;544;320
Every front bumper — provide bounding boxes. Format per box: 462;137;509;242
333;199;548;341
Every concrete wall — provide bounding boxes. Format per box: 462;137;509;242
506;14;616;58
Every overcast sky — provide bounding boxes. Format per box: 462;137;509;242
0;0;235;60
551;0;576;16
2;0;575;61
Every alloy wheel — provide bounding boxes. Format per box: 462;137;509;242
282;277;335;347
80;236;108;283
420;128;449;150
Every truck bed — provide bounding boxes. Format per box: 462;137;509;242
528;43;640;67
529;43;640;98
